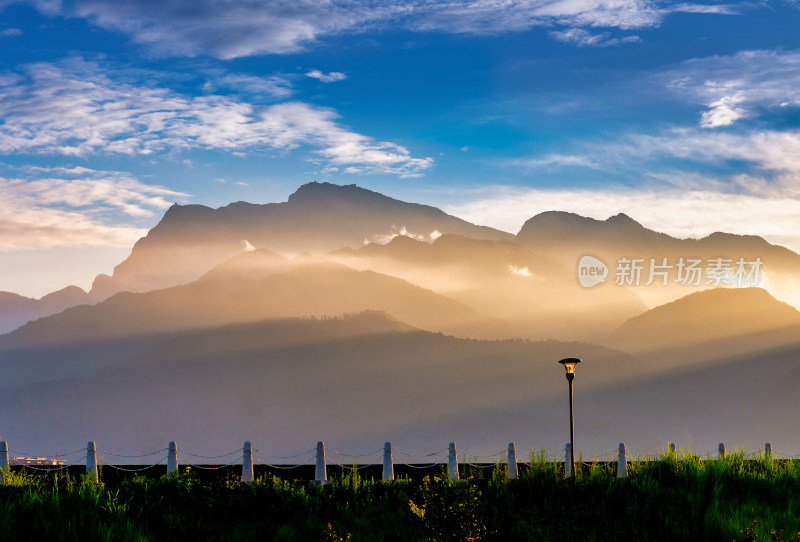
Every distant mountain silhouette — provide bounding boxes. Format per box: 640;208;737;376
607;287;800;368
0;286;90;334
0;262;510;388
518;211;674;252
90;182;512;299
517;211;800;309
0;311;644;458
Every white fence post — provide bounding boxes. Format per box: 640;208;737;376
167;441;178;474
383;442;394;482
242;441;254;483
718;442;726;459
617;443;627;478
448;442;459;481
315;441;327;486
765;443;772;460
0;441;8;485
507;442;518;480
564;443;572;478
86;441;98;483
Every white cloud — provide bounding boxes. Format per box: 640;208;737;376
508;127;800;197
699;93;750;128
508;264;533;277
67;0;403;58
0;58;433;177
0;27;21;37
549;28;641;47
0;166;185;250
512;153;601;169
205;73;292;98
624;129;800;180
660;49;800;128
306;69;347;83
3;0;744;58
444;186;800;253
410;0;665;34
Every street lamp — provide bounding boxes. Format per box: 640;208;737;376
558;357;581;477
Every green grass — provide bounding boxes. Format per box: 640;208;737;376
1;450;799;541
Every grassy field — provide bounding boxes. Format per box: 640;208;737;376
1;450;799;541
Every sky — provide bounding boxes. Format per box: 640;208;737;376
0;0;799;298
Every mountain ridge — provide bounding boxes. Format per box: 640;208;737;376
89;182;514;299
607;287;800;368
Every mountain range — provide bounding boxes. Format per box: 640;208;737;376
1;181;798;457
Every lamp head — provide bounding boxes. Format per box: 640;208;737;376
558;357;582;376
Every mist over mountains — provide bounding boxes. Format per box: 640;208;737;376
1;181;799;457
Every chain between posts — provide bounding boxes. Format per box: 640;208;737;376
177;448;241;460
393;448;447;458
327;447;383;458
97;447;168;458
99;456;168;472
252;447;316;460
184;456;244;470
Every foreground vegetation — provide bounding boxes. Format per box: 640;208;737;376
1;450;799;541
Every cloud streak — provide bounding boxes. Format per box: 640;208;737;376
0;58;433;177
306;69;347;83
204;73;293;98
508;126;800;198
0;166;185;250
659;49;800;128
2;0;743;58
550;28;641;47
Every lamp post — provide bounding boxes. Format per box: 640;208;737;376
558;357;581;477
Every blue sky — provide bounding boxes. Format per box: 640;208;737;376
1;0;799;297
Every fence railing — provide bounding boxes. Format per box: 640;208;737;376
0;439;788;486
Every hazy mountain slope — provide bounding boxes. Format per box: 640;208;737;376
0;292;38;333
200;248;290;281
0;286;90;334
607;288;800;368
574;339;800;455
0;263;510;387
332;234;647;340
0;312;644;458
517;211;800;309
90;182;513;299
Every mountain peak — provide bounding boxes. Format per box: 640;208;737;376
608;286;800;355
606;212;641;226
288;181;384;204
517;210;664;248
